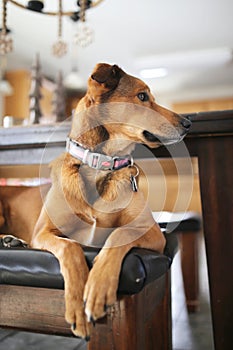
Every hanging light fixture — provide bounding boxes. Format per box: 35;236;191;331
73;0;94;48
52;0;68;58
0;0;105;58
0;0;13;55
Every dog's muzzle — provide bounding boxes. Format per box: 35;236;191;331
143;117;192;146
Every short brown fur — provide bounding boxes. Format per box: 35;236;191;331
0;63;191;339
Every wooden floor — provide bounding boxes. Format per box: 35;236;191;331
172;234;214;350
0;235;214;350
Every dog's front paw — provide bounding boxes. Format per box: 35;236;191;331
65;292;91;340
0;235;28;248
83;262;118;322
61;258;92;340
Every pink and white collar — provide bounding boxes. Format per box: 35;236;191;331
66;138;133;171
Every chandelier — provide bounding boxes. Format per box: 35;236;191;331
0;0;105;57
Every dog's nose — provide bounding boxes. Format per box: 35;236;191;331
180;117;192;130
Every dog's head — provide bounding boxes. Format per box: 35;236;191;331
74;63;191;149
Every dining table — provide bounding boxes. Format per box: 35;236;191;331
152;109;233;350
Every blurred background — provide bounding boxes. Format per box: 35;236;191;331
1;2;230;348
0;0;233;125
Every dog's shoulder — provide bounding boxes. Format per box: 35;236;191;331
49;153;72;182
49;152;65;170
49;153;82;186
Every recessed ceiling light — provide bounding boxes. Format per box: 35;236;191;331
136;47;232;74
139;67;168;79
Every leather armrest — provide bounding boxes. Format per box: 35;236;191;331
153;211;202;232
0;233;177;295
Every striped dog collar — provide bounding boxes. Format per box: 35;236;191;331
66;138;133;171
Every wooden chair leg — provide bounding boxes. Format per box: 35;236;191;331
88;272;172;350
0;273;172;350
179;231;200;313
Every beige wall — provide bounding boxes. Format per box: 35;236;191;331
138;158;202;214
172;97;233;113
1;159;202;214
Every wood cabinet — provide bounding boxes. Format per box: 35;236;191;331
3;70;85;123
172;97;233;113
4;70;30;121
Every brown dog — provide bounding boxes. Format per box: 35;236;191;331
0;63;191;339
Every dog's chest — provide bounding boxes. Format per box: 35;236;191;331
78;167;132;207
58;164;137;245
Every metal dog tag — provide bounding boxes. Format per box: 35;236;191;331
130;175;138;192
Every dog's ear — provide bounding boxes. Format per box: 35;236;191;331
89;63;123;94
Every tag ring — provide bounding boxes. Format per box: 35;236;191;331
128;164;139;177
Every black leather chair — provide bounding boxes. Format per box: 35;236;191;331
153;211;202;312
0;211;201;350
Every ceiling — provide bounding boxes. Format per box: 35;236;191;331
2;0;233;104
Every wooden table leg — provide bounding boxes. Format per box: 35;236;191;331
180;231;200;313
197;135;233;350
88;273;172;350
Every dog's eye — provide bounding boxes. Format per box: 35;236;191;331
137;92;149;102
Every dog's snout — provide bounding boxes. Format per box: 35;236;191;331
180;117;192;130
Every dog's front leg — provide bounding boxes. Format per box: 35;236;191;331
83;223;165;322
32;210;91;339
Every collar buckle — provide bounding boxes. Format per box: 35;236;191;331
87;152;115;170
